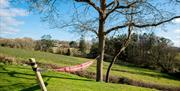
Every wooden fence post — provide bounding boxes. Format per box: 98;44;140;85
29;58;47;91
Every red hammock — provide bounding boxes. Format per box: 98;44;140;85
53;60;94;72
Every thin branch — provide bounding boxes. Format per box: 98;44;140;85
105;0;119;19
105;1;139;19
78;24;98;35
114;9;141;15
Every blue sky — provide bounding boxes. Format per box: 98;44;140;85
0;0;82;41
4;14;81;41
0;0;180;47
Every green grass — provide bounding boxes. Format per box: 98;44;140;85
176;53;180;60
0;64;156;91
87;63;180;87
0;47;180;89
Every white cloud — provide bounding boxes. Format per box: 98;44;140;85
0;26;20;34
157;29;180;47
0;17;22;34
0;8;28;17
0;0;10;8
0;0;28;34
174;29;180;33
173;39;180;47
173;18;180;23
172;29;180;47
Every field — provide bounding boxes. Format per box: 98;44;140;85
0;64;156;91
0;46;180;90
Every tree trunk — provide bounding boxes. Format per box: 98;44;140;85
105;24;132;82
105;47;125;82
96;0;106;82
96;34;105;82
96;15;105;82
105;55;117;82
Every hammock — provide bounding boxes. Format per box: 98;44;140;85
53;60;94;72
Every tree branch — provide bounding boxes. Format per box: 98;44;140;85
106;0;115;8
105;24;128;35
117;1;138;8
105;0;119;19
75;0;102;14
132;16;180;28
105;16;180;35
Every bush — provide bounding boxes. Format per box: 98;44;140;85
0;55;16;64
0;38;35;50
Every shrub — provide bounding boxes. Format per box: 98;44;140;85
0;55;16;64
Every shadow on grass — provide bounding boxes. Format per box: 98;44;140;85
0;66;93;91
0;71;93;82
20;82;48;91
0;66;92;81
21;84;40;91
0;83;43;91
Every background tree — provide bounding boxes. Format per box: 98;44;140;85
79;35;87;53
89;38;98;58
35;35;54;52
103;32;180;73
26;0;180;82
69;41;78;48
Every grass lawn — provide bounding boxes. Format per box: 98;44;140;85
176;53;180;60
87;63;180;87
0;64;156;91
0;47;180;89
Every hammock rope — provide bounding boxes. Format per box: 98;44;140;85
53;56;99;72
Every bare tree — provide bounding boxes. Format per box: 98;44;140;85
26;0;180;82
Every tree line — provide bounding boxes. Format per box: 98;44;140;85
89;33;180;73
0;35;90;57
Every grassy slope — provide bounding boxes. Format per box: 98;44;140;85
0;64;155;91
0;47;87;66
176;53;180;60
0;47;180;88
88;63;180;87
